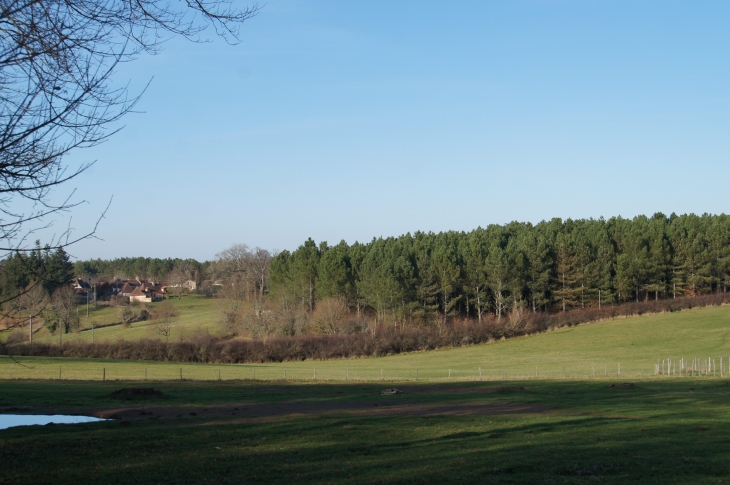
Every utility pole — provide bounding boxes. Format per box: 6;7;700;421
29;313;32;345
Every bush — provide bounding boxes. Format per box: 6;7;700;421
6;330;27;344
118;305;149;327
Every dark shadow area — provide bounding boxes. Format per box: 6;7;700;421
2;379;730;484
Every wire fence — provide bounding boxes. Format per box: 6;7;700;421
1;357;729;382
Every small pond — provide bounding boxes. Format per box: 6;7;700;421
0;414;107;430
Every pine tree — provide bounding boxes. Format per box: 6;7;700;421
553;233;578;311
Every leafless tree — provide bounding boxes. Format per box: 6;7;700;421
211;244;272;298
10;278;39;313
0;0;259;255
50;285;79;343
16;281;48;342
167;260;198;298
216;281;247;335
153;301;177;343
311;296;348;335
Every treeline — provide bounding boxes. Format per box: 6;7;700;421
73;257;209;281
6;293;729;363
270;213;730;330
0;244;74;304
0;244;80;334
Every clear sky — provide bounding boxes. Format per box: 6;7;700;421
55;0;730;261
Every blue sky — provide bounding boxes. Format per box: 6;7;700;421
55;0;730;261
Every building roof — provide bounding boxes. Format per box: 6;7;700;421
129;287;146;297
75;278;90;289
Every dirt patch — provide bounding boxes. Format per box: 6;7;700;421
92;399;550;422
411;385;505;395
110;388;165;400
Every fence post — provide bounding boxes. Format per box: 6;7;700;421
618;363;621;376
218;368;221;381
592;365;595;378
346;368;349;381
284;368;287;380
180;368;183;381
380;369;383;381
103;367;106;381
253;367;256;380
536;366;539;378
448;369;451;380
59;366;62;380
9;364;12;379
145;368;147;381
416;368;418;381
479;367;482;380
314;367;316;380
562;366;565;378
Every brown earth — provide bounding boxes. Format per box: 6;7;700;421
92;399;548;422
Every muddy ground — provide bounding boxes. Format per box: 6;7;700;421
14;385;550;422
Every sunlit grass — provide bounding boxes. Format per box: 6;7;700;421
1;294;221;344
2;304;729;382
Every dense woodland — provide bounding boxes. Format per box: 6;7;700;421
270;213;730;332
3;213;730;342
3;213;730;362
72;258;208;283
0;244;75;305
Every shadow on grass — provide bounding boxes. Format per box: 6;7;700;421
2;379;730;484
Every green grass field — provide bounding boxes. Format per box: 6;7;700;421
1;378;729;484
2;305;730;484
0;294;221;344
2;304;730;381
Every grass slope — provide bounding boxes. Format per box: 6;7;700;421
1;294;221;344
2;304;730;381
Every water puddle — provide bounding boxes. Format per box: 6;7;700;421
0;414;106;430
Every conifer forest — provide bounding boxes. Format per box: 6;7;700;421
270;213;730;327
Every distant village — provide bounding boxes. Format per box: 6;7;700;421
72;277;199;303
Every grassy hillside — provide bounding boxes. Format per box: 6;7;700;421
0;294;221;344
2;304;730;381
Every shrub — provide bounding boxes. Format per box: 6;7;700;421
6;330;26;344
118;305;149;327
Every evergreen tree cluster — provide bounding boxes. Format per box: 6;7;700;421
271;213;730;326
73;257;207;281
0;243;75;304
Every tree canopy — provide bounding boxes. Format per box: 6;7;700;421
271;213;730;327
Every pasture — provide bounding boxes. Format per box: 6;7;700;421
2;304;730;381
0;294;221;345
2;304;730;484
1;378;729;484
